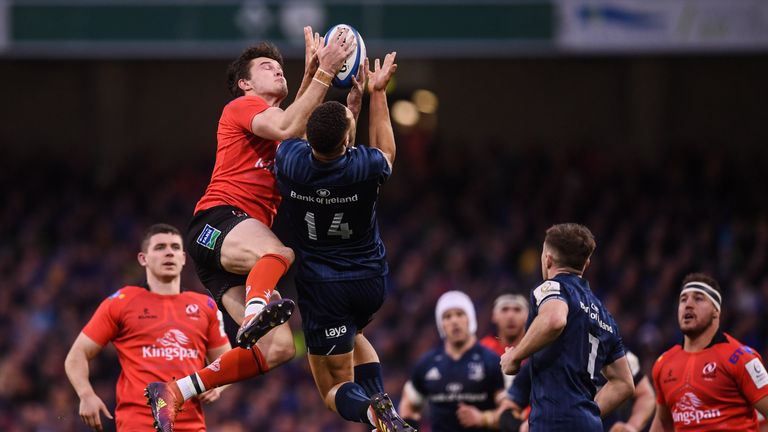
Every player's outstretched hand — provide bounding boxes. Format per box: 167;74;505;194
367;52;398;93
456;402;485;428
500;346;521;375
347;58;369;119
197;387;224;404
79;392;113;431
317;27;357;76
302;26;321;77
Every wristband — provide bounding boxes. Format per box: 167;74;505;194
313;70;333;87
316;68;334;80
312;77;330;88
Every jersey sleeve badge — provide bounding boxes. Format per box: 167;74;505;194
108;290;125;300
746;358;768;389
533;280;562;306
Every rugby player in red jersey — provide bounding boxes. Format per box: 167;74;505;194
480;294;529;357
145;27;356;431
651;273;768;431
65;224;231;431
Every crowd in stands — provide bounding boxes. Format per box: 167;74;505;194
2;142;767;431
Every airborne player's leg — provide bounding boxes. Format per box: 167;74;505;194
146;212;297;432
299;277;415;431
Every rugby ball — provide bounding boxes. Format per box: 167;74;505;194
323;24;366;89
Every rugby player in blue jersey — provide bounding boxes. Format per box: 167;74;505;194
274;52;414;431
400;291;506;431
502;349;655;432
500;223;635;431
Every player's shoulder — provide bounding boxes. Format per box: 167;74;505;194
180;289;213;302
105;285;146;301
181;291;219;310
532;279;564;306
275;138;310;173
479;335;502;353
654;344;683;369
348;145;388;169
226;95;268;109
416;346;445;367
718;333;762;364
277;138;308;154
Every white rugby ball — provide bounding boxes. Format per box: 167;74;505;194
323;24;366;89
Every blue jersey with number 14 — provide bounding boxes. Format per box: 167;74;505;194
527;272;625;432
274;138;390;282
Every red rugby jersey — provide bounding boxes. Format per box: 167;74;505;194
480;334;507;357
194;96;282;226
652;332;768;431
83;286;229;432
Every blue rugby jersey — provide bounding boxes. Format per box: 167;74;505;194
527;273;626;431
411;343;504;432
274;139;390;281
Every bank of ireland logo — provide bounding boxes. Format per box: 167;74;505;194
196;224;221;250
316;189;331;197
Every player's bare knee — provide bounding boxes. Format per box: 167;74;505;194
264;332;296;368
267;245;294;264
221;244;260;274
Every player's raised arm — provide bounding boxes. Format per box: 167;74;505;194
295;26;322;101
347;58;368;128
64;333;114;431
595;355;634;418
251;29;355;140
367;53;398;168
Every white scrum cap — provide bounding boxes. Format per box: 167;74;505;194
435;290;477;338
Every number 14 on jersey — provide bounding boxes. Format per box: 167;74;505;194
304;212;353;240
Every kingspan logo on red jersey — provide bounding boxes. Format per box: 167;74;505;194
672;391;721;425
142;329;200;361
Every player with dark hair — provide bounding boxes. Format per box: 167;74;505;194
500;223;634;431
650;273;768;431
65;224;230;432
481;294;529;357
274;53;413;431
400;290;506;431
145;30;356;431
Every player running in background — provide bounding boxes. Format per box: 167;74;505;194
650;273;768;431
400;291;506;431
145;29;355;431
274;53;413;431
500;223;634;431
65;224;231;432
